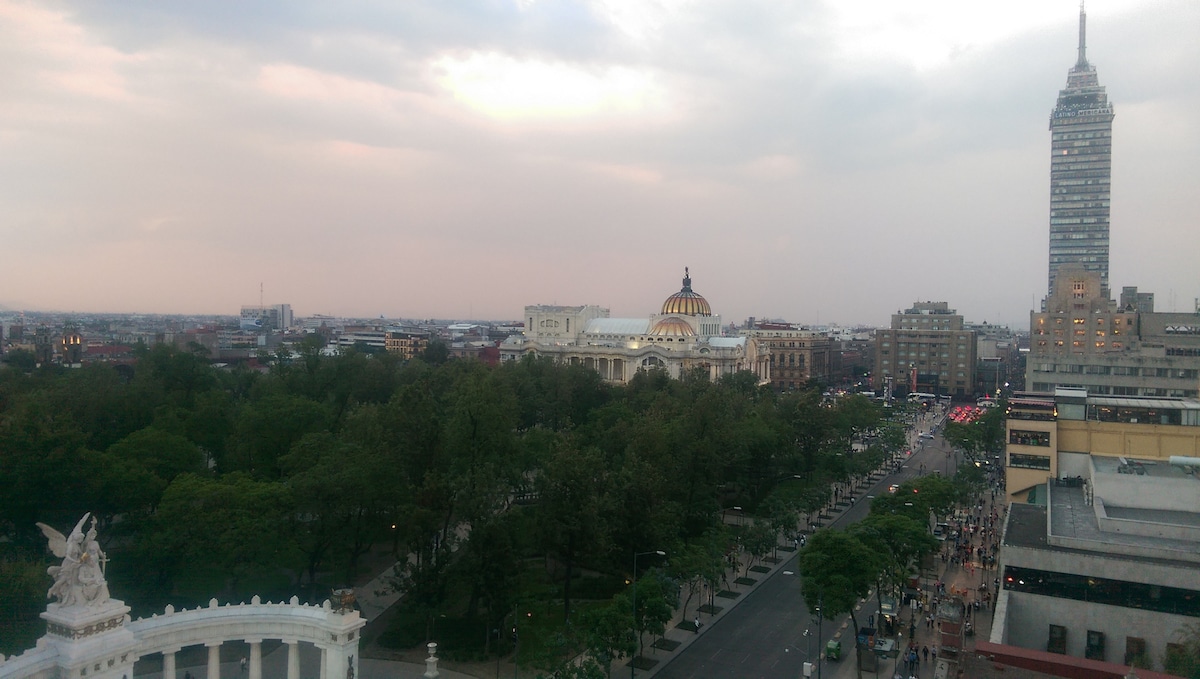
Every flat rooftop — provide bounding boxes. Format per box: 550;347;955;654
1004;487;1198;569
1092;455;1196;480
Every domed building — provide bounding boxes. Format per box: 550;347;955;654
501;269;770;384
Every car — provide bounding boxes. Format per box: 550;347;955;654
919;433;934;440
888;484;900;494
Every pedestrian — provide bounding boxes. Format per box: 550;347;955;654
932;645;938;662
694;616;701;633
240;657;248;674
923;645;929;662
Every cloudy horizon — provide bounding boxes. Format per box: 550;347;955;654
2;0;1197;328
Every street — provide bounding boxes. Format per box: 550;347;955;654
655;408;953;679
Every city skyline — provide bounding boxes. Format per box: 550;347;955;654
2;0;1198;326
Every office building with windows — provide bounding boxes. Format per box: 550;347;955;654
1027;268;1200;398
740;323;830;391
996;388;1200;674
1047;5;1114;300
874;301;977;398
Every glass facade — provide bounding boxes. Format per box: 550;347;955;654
1003;565;1200;618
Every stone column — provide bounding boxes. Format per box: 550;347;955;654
285;640;300;679
206;643;222;679
163;648;179;679
319;646;328;679
247;639;263;679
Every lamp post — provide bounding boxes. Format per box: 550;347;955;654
631;550;666;679
813;595;823;679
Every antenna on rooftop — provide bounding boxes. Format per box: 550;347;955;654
1076;1;1088;68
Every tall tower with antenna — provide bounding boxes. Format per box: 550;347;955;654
1046;2;1115;302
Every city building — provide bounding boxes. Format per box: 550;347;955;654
1027;268;1200;398
501;269;770;384
59;326;83;365
967;322;1021;397
385;329;430;360
874;301;977;398
993;453;1199;673
1047;4;1114;300
240;304;293;331
1003;388;1200;505
740;322;830;391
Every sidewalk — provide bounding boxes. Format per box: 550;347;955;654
606;409;948;679
608;465;896;679
824;488;1002;679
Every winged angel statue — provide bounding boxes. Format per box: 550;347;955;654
37;513;111;607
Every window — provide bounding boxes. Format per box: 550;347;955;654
1126;637;1147;667
1010;430;1050;446
1009;453;1051;470
1086;630;1105;661
1049;625;1068;655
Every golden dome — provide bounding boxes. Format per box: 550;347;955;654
649;317;696;337
661;267;712;316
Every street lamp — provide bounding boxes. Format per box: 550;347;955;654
631;550;666;679
812;595;823;679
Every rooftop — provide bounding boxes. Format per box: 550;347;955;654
1005;486;1199;569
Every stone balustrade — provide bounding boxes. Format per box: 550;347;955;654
0;595;365;679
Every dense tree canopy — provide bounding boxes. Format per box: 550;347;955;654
0;345;897;657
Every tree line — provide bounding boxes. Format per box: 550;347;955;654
0;343;905;668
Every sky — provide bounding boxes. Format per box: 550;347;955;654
2;0;1197;327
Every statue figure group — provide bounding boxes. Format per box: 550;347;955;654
38;513;110;608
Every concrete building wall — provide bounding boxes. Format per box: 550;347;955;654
1094;499;1200;542
523;305;608;343
1001;591;1191;669
1004;537;1199;591
1058;451;1091;477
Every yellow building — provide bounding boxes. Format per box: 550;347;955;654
1005;388;1200;504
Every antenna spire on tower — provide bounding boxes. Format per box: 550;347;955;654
1076;1;1088;67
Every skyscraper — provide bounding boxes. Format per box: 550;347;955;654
1047;4;1114;301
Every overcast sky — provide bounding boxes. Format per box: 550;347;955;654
2;0;1197;327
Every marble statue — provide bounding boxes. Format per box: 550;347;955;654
37;513;110;608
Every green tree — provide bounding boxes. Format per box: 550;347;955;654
1165;622;1200;679
630;569;677;659
128;473;299;602
798;529;881;679
580;599;636;677
1;348;37;372
851;514;937;623
537;440;612;623
230;394;329;477
0;560;45;655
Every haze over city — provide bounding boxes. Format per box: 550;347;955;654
2;0;1197;326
